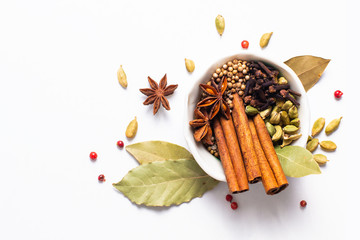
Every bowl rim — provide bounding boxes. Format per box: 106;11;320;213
183;52;310;182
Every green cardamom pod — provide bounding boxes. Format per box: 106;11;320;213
185;58;195;73
325;117;342;135
266;122;276;137
281;138;292;148
284;133;302;141
277;77;288;85
307;135;313;143
290;118;300;127
269;112;281;125
283;125;299;134
245;105;259;116
125;117;138;138
306;138;319;152
281;100;293;111
289;93;296;99
313;154;329;165
270;105;280;117
288;105;298;119
311;117;325;137
272;125;283;142
215;15;225;36
259;106;272;119
276;99;285;108
117;65;128;88
319;140;337;151
280;111;290;125
259;32;273;48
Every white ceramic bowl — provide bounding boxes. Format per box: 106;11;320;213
184;52;310;182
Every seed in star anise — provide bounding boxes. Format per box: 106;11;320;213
197;77;230;120
139;74;178;115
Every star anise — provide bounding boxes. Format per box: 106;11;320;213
197;77;230;120
139;74;178;115
189;108;213;145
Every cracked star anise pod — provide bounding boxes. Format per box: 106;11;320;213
139;74;178;115
189;108;213;145
197;77;230;120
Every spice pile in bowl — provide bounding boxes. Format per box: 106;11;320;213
189;58;302;195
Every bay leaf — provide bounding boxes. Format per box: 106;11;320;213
284;55;330;92
113;159;219;207
275;145;321;177
126;141;194;164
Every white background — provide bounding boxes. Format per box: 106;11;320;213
0;0;358;239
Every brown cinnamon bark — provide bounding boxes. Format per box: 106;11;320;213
253;114;289;192
213;118;240;193
220;115;249;192
231;94;262;183
248;118;279;195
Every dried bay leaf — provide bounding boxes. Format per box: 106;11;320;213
284;55;330;92
275;145;321;177
126;141;194;164
113;159;219;207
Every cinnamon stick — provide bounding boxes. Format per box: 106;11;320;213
213;118;240;193
231;94;262;183
253;114;289;192
220;115;249;192
248;118;279;195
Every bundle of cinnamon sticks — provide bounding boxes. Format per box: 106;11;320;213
213;94;288;195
